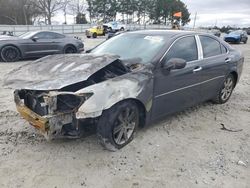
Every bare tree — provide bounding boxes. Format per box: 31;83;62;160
61;0;71;24
23;0;43;25
68;0;88;23
0;0;42;25
34;0;63;25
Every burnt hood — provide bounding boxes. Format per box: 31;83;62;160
4;54;120;90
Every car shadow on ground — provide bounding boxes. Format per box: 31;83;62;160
49;101;216;146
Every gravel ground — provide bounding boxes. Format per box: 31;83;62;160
0;35;249;188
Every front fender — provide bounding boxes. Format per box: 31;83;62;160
75;72;153;119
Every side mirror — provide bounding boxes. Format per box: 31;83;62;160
162;58;187;70
32;36;39;42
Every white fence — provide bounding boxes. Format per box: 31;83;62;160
0;24;170;35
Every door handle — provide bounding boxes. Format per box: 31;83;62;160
193;66;202;73
225;57;231;63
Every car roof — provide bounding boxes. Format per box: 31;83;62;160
28;30;63;34
127;29;205;38
121;29;231;49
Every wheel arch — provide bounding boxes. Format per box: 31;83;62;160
110;98;147;128
64;44;77;52
92;32;97;38
76;75;153;123
64;43;77;49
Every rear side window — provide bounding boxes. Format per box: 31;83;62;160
200;36;221;58
53;33;65;39
165;36;198;62
35;32;55;39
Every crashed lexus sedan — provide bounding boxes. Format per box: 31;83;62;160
4;30;244;151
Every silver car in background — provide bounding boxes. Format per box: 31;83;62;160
0;31;84;62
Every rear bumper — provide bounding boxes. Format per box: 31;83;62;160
237;56;244;83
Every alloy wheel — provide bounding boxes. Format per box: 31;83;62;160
113;107;137;145
4;48;18;61
65;47;75;54
221;77;234;101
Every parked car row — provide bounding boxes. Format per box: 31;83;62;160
85;21;126;38
224;30;248;44
247;28;250;35
4;30;244;151
0;31;84;62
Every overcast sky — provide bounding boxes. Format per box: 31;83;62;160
54;0;250;27
182;0;250;27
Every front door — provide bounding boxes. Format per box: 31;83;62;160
152;36;204;120
25;32;59;57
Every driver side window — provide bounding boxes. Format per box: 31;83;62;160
165;36;198;63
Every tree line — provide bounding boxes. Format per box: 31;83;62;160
0;0;190;26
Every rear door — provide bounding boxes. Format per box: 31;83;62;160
197;35;229;101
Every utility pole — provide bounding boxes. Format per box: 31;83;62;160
23;5;28;25
193;12;197;29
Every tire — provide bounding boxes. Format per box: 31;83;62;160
0;46;20;62
92;33;97;38
87;36;91;38
212;74;235;104
244;39;247;44
120;27;125;31
97;101;139;151
64;45;77;54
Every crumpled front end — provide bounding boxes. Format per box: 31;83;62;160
14;89;93;139
9;55;154;140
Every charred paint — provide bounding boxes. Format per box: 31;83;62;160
4;54;120;90
6;54;154;139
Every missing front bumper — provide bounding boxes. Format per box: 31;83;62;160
14;90;74;139
16;102;49;133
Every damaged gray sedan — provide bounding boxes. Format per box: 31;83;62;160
4;30;244;151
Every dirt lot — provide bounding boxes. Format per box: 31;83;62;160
0;36;249;188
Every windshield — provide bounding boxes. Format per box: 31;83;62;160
19;31;37;39
91;33;168;64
